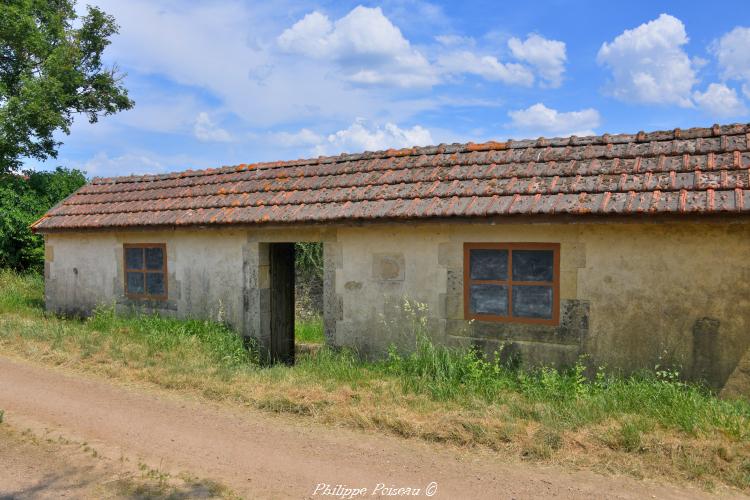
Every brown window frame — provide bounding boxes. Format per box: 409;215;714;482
123;243;168;301
463;242;560;325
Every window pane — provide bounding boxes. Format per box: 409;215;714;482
126;272;144;294
470;284;508;316
469;249;508;280
512;250;553;282
146;272;165;296
125;247;143;270
512;285;553;319
145;247;164;270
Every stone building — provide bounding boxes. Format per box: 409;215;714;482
32;123;750;396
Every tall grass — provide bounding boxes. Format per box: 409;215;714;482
1;269;750;489
384;334;750;439
0;268;43;314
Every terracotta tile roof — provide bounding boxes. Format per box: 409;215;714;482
32;123;750;232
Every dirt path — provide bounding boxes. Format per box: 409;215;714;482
0;423;229;499
0;356;740;499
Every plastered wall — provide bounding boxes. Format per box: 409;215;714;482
331;220;750;389
44;229;248;332
44;219;750;389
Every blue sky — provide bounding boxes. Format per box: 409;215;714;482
27;0;750;178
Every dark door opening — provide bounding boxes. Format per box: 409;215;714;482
269;243;295;364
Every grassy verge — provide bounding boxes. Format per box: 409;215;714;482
1;269;749;491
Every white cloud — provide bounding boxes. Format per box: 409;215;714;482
278;6;437;88
597;14;697;107
279;6;410;60
437;51;534;86
75;152;165;177
277;6;560;90
693;83;748;118
92;1;402;127
193;112;232;142
277;11;334;58
713;27;750;83
507;103;601;138
508;34;566;87
269;128;324;148
83;0;562;136
313;119;433;156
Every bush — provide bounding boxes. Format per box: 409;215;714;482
294;242;323;281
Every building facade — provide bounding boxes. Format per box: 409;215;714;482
34;124;750;396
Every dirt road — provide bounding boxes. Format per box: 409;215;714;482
0;356;738;499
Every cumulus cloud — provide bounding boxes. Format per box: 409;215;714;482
277;11;334;58
597;14;697;107
693;83;748;118
193;112;232;142
278;6;437;88
278;6;563;90
507;103;601;138
312;119;433;156
437;51;534;86
508;34;566;87
713;27;750;83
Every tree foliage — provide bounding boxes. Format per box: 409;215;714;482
0;0;133;172
0;167;85;271
295;242;324;280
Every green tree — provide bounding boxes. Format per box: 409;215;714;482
0;0;133;172
0;167;85;271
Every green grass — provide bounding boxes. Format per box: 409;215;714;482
0;268;43;314
295;315;324;343
1;269;750;490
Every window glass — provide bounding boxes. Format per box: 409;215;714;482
125;245;166;299
512;250;553;282
512;285;553;319
145;247;164;270
146;272;165;295
465;243;558;323
125;247;143;270
469;249;508;280
469;284;508;316
127;272;145;294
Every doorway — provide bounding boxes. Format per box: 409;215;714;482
269;243;295;364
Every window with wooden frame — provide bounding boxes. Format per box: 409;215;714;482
463;243;560;325
124;244;167;300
